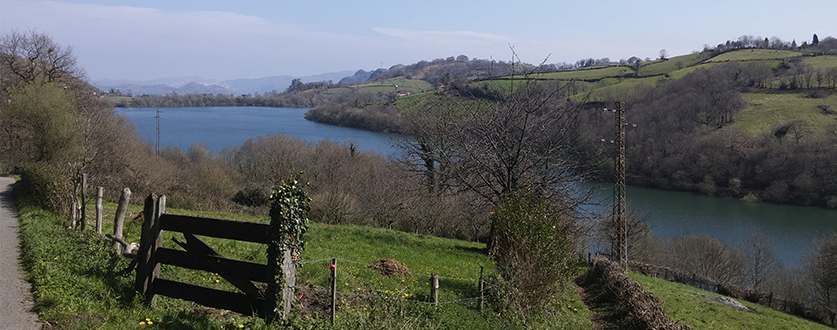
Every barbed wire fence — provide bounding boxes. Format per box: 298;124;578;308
289;257;489;324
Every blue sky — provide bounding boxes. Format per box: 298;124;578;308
1;0;834;81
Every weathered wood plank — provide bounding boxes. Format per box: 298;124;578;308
155;247;268;283
154;279;265;317
159;214;269;244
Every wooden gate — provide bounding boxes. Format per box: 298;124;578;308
135;194;295;318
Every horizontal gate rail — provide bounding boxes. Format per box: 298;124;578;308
155;248;269;283
159;214;269;244
154;278;266;316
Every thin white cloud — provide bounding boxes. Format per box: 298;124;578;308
1;0;383;79
374;27;510;45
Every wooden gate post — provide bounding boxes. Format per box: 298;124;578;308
149;196;166;305
282;249;296;320
135;194;164;305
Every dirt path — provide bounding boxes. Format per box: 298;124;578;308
0;177;40;330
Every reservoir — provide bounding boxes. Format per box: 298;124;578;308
116;106;837;266
116;106;398;156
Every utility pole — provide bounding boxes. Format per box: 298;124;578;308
154;107;162;156
614;101;627;269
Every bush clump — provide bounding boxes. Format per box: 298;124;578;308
15;162;72;217
488;191;575;318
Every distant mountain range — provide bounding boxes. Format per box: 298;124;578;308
92;70;357;96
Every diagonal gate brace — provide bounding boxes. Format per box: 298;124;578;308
172;233;264;299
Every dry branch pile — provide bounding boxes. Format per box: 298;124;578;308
586;256;693;330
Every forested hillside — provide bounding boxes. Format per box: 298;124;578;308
306;35;837;208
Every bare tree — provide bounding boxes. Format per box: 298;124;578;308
667;235;744;285
743;230;776;289
0;30;85;90
398;70;588;207
596;206;658;263
805;234;837;318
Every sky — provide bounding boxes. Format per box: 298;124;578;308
1;0;835;82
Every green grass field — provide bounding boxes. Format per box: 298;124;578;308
15;190;593;329
629;272;830;330
537;66;632;80
735;92;837;135
707;49;802;62
639;52;707;77
803;55;837;70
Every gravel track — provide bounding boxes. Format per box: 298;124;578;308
0;177;40;330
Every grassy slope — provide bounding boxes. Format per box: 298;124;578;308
735;92;837;135
803;55;837;69
639;52;706;77
628;272;829;330
538;66;632;80
17;193;593;329
327;77;433;95
707;49;802;62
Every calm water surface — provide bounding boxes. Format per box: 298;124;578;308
116;107;399;156
116;106;837;266
585;184;837;266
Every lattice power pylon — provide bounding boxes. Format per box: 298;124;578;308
613;101;627;268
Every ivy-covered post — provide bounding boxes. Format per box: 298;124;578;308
265;174;310;322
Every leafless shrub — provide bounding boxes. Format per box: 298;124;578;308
665;235;744;286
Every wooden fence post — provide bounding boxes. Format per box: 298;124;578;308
478;265;484;312
331;258;337;325
431;274;439;308
95;187;103;235
71;199;77;229
135;194;157;301
80;173;87;230
113;188;131;255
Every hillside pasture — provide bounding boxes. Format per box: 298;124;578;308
639;52;707;77
356;77;432;93
803;55;837;70
537;66;632;80
735;92;837;135
707;49;802;62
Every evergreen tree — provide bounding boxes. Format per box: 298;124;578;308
813;34;820;46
